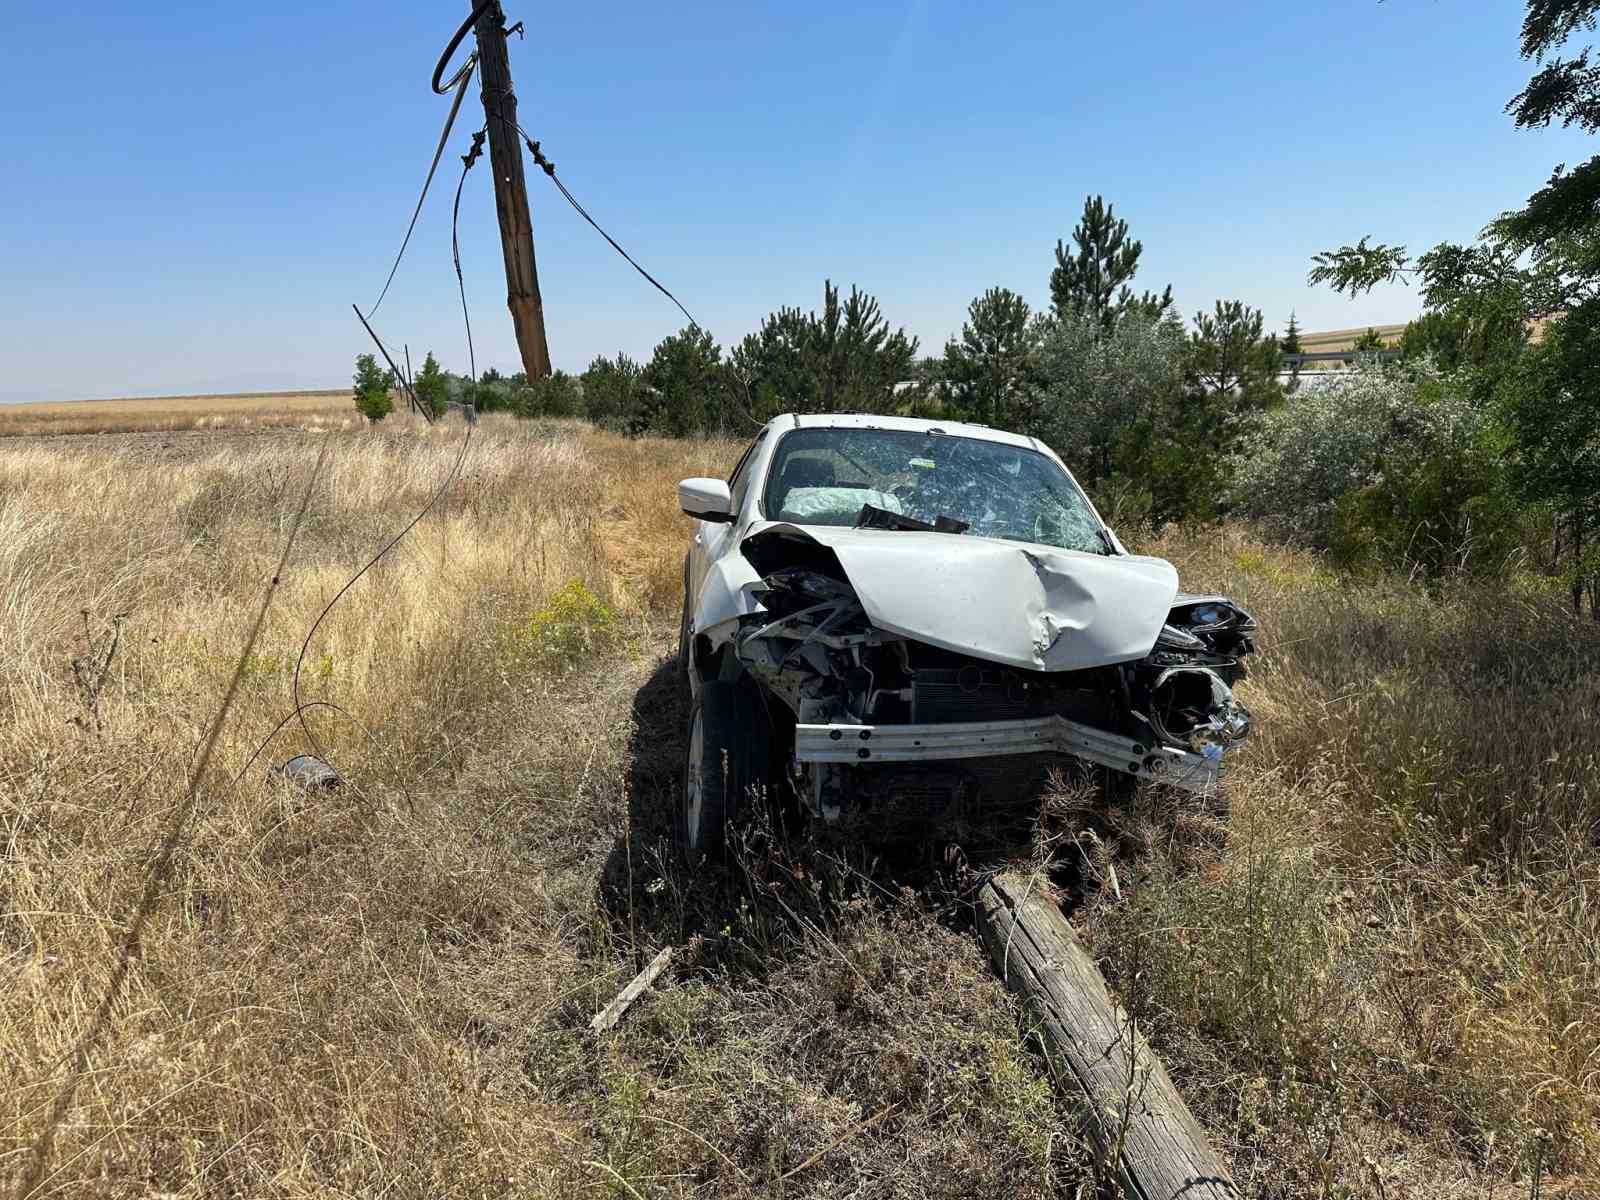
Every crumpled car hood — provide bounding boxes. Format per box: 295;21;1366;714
742;523;1179;672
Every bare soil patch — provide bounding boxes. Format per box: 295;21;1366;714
2;425;334;462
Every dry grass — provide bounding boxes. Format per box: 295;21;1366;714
1085;529;1600;1196
0;391;355;437
0;418;1078;1198
1296;324;1407;353
1;419;1596;1198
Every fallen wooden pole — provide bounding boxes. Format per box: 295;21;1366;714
975;872;1238;1200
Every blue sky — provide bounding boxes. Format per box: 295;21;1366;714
2;0;1594;401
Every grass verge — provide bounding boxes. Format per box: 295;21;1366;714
0;421;1594;1196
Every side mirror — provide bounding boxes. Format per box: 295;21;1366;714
679;477;735;522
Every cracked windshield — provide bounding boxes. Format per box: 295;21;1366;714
762;427;1107;553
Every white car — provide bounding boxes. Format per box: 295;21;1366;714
676;413;1254;862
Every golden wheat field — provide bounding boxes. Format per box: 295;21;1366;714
0;391;355;438
1;414;1596;1198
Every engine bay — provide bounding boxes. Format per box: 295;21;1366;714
730;552;1256;823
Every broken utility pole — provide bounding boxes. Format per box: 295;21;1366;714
470;0;551;379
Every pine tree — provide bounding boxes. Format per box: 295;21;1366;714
580;353;645;432
1282;311;1303;354
1187;300;1283;414
414;353;449;419
1281;311;1304;390
1352;326;1387;353
640;326;724;436
730;280;918;417
1049;195;1172;328
352;353;394;422
940;287;1037;426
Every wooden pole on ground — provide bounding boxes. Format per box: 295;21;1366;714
974;872;1238;1200
470;0;552;379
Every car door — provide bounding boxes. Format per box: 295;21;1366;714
686;428;767;612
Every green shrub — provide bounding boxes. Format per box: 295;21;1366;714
353;353;394;422
1232;361;1517;579
515;371;583;419
506;580;621;669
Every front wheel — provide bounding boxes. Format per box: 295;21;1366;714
680;678;771;866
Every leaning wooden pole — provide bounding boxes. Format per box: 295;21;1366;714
975;873;1238;1200
470;0;552;379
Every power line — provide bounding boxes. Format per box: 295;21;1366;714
364;56;477;319
16;443;331;1200
289;419;475;765
453;129;488;383
364;1;497;320
516;125;701;331
432;2;494;96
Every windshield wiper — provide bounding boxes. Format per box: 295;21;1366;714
854;504;969;534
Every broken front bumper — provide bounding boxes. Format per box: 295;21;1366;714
794;715;1224;794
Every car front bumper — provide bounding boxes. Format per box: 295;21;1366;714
794;714;1223;794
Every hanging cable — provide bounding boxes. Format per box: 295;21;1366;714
290;421;474;763
515;125;701;330
364;0;495;320
432;2;494;95
452;128;488;382
364;56;478;319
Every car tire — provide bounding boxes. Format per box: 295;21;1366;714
680;678;771;867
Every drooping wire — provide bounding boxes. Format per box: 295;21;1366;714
452;128;488;382
282;10;496;780
289;420;474;764
432;2;494;95
285;4;716;794
365;56;478;319
364;0;492;320
17;441;331;1200
514;124;701;330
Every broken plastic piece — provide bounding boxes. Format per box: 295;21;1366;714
273;754;340;790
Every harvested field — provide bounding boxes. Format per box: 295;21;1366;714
1;418;1595;1197
0;390;355;438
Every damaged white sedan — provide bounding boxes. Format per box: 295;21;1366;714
676;413;1255;861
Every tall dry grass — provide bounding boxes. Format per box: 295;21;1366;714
2;417;1596;1197
1086;529;1600;1195
0;418;1079;1198
0;392;355;437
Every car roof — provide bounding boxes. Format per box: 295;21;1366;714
772;411;1040;452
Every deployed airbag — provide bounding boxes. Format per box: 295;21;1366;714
778;487;904;524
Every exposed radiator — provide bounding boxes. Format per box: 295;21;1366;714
911;667;1030;724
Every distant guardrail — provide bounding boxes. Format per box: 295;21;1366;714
1283;349;1401;366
